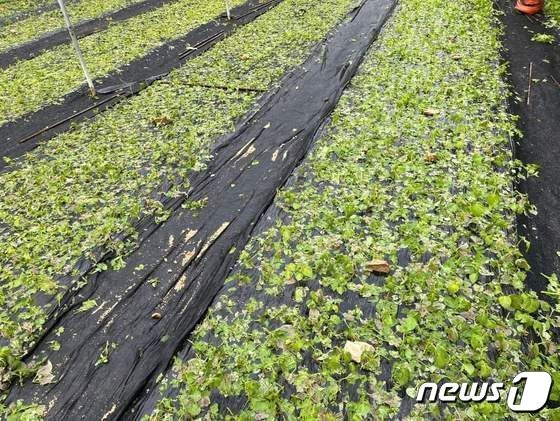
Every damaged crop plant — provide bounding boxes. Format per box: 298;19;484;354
547;0;560;26
0;0;559;419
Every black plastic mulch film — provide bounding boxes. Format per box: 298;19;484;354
0;0;283;170
5;0;396;418
0;0;180;69
497;0;560;293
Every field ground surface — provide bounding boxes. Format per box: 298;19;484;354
0;0;147;54
0;0;182;68
0;0;559;419
0;0;282;166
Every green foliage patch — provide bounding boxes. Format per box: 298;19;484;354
0;0;53;21
147;0;560;419
546;0;560;28
531;32;556;44
0;0;247;125
0;0;146;52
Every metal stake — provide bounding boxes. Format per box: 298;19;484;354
57;0;96;96
225;0;232;19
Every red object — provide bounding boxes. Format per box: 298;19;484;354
515;0;544;14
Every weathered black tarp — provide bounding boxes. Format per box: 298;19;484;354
498;0;560;291
0;0;180;69
0;0;282;170
5;0;395;418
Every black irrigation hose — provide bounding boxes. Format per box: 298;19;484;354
0;0;284;171
232;0;277;19
178;31;225;59
5;1;396;419
185;82;268;93
17;94;120;144
0;0;182;69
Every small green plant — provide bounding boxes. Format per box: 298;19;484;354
95;342;116;367
76;299;98;313
0;347;34;391
147;278;160;288
182;198;208;211
531;33;556;44
0;400;45;420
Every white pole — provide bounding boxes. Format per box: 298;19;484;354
57;0;96;96
224;0;231;19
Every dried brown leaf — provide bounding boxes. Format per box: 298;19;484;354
422;108;440;117
152;116;173;127
364;259;390;274
424;153;438;163
344;341;374;363
33;360;55;386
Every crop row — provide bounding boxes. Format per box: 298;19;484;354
0;0;147;53
547;0;560;27
0;0;54;21
0;0;359;394
146;0;560;419
0;0;248;125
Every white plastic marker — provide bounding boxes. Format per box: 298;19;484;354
57;0;96;96
225;0;232;19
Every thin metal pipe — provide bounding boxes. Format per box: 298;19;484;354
225;0;232;19
19;94;119;144
57;0;96;96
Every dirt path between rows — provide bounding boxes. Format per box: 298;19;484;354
498;0;560;291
